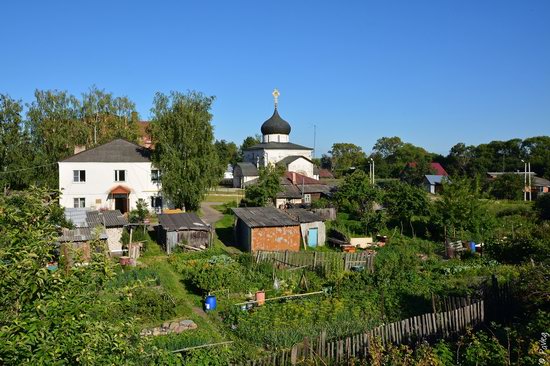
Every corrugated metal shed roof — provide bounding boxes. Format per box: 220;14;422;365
300;184;331;194
285;208;323;223
158;213;210;232
58;227;108;242
232;207;299;228
86;210;128;228
60;139;151;163
277;183;303;199
64;208;91;228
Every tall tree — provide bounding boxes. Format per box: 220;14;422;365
215;139;239;168
489;174;523;200
150;91;221;211
238;135;261;161
26;89;84;188
81;86;140;146
434;178;494;241
0;94;34;190
400;158;435;186
330;143;366;177
241;164;284;207
383;181;430;235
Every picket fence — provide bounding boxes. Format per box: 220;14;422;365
236;300;484;365
255;250;375;273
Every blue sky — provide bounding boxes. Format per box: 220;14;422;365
1;0;549;156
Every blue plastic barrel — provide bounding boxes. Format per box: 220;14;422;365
470;241;476;253
204;295;217;311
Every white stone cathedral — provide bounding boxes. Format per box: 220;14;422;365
233;90;317;187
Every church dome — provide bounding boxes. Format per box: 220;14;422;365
261;108;291;135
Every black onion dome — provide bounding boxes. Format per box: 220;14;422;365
261;108;291;135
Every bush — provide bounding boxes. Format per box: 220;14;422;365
535;193;550;220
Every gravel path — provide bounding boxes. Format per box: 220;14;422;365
200;201;224;225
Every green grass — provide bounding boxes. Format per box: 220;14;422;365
484;199;533;215
203;194;242;204
140;245;226;345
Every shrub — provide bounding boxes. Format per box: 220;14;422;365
535;193;550;220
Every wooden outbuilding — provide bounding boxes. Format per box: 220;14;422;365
232;207;301;252
157;213;211;254
285;208;326;249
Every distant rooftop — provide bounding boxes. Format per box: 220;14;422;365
60;139;151;163
232;207;299;228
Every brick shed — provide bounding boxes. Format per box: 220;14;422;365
232;207;301;252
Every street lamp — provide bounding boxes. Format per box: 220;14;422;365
521;159;527;201
521;159;532;201
369;157;375;185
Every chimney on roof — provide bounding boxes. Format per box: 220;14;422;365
292;172;297;184
74;145;86;154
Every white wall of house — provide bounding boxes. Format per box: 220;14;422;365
232;174;259;188
59;161;163;212
287;158;314;178
244;148;312;167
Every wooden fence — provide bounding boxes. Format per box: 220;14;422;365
236;300;484;365
255;250;375;273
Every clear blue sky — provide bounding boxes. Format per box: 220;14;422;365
2;0;549;156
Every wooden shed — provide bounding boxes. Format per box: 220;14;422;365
157;213;211;254
232;207;301;252
285;208;326;249
57;227;108;265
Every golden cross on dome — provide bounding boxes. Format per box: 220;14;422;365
272;88;280;108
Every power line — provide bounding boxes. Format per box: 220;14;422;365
0;162;57;175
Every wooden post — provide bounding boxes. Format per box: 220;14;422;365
313;251;318;268
290;344;298;365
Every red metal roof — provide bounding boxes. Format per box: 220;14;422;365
284;171;322;185
406;162;448;176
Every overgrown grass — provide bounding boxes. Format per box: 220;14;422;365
140;244;226;343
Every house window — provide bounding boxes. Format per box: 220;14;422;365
73;197;85;208
151;169;161;183
150;196;163;212
304;194;311;204
114;170;126;182
73;170;86;182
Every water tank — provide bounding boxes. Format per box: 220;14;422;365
204;295;217;311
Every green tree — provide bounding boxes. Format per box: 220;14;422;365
383;181;430;236
330;143;366;177
150;91;221;211
241;164;283;207
238;135;261;161
0;94;34;190
535;193;550;220
215;139;239;168
400;159;435;186
80;85;140;146
335;170;380;219
0;188;180;365
26;89;85;188
489;174;523;200
434;178;494;241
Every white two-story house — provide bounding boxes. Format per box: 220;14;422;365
58;139;164;213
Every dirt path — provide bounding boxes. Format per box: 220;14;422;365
201;201;224;225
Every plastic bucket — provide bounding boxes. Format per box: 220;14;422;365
204;295;217;311
255;291;265;306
